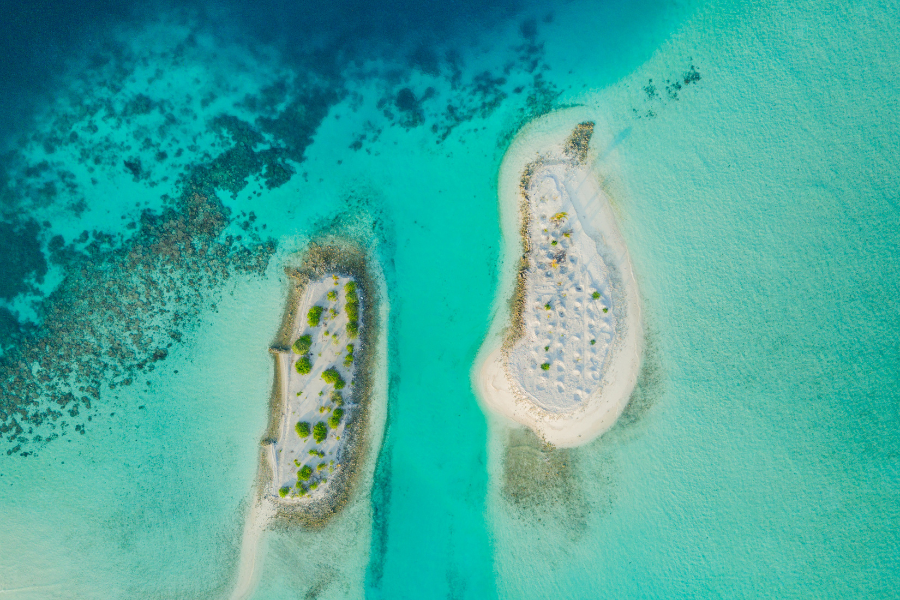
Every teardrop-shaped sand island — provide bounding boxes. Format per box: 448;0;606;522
476;117;642;447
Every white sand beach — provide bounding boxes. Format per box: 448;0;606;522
476;114;642;447
268;275;363;499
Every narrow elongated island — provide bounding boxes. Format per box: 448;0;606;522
477;118;643;447
262;242;381;525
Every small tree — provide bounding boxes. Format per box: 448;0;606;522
295;356;312;375
298;465;313;481
592;291;601;300
279;486;290;498
327;290;337;301
313;422;328;443
307;306;324;327
329;408;344;429
295;421;311;438
292;334;312;355
322;368;345;389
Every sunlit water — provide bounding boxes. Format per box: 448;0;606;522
0;0;897;598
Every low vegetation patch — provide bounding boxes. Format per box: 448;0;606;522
540;362;551;371
292;334;312;355
592;291;601;300
322;368;346;389
279;486;290;498
327;290;337;301
329;408;344;429
331;390;343;405
313;422;328;443
295;356;312;374
307;305;325;327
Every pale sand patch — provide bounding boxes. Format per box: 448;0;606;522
228;496;275;600
475;110;642;447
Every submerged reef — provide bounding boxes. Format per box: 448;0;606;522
0;189;275;456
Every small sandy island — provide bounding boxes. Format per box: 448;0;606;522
228;242;383;600
262;242;381;524
476;118;642;447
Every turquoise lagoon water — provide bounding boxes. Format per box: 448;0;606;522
0;0;898;598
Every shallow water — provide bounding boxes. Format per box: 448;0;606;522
1;0;898;597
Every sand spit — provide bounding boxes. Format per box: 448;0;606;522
476;116;642;447
262;241;383;527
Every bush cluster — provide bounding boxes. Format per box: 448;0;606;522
295;421;311;438
328;408;344;429
313;422;328;443
344;344;355;367
322;368;346;389
327;290;337;301
307;305;324;327
345;280;360;339
298;465;313;481
292;334;312;355
295;356;312;375
279;486;290;498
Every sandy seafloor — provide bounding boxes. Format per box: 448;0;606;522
1;0;899;598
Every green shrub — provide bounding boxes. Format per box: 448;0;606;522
295;356;312;375
313;422;328;443
331;390;343;405
551;240;558;246
345;301;359;322
327;291;337;301
317;462;328;471
329;408;344;429
292;334;312;354
544;303;551;310
343;353;354;367
295;421;311;438
346;344;354;354
590;339;596;345
602;308;609;313
347;321;359;339
310;482;319;490
540;362;551;371
591;291;601;300
344;281;356;293
544;346;549;351
279;486;290;498
298;465;313;481
321;368;345;389
307;306;324;327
